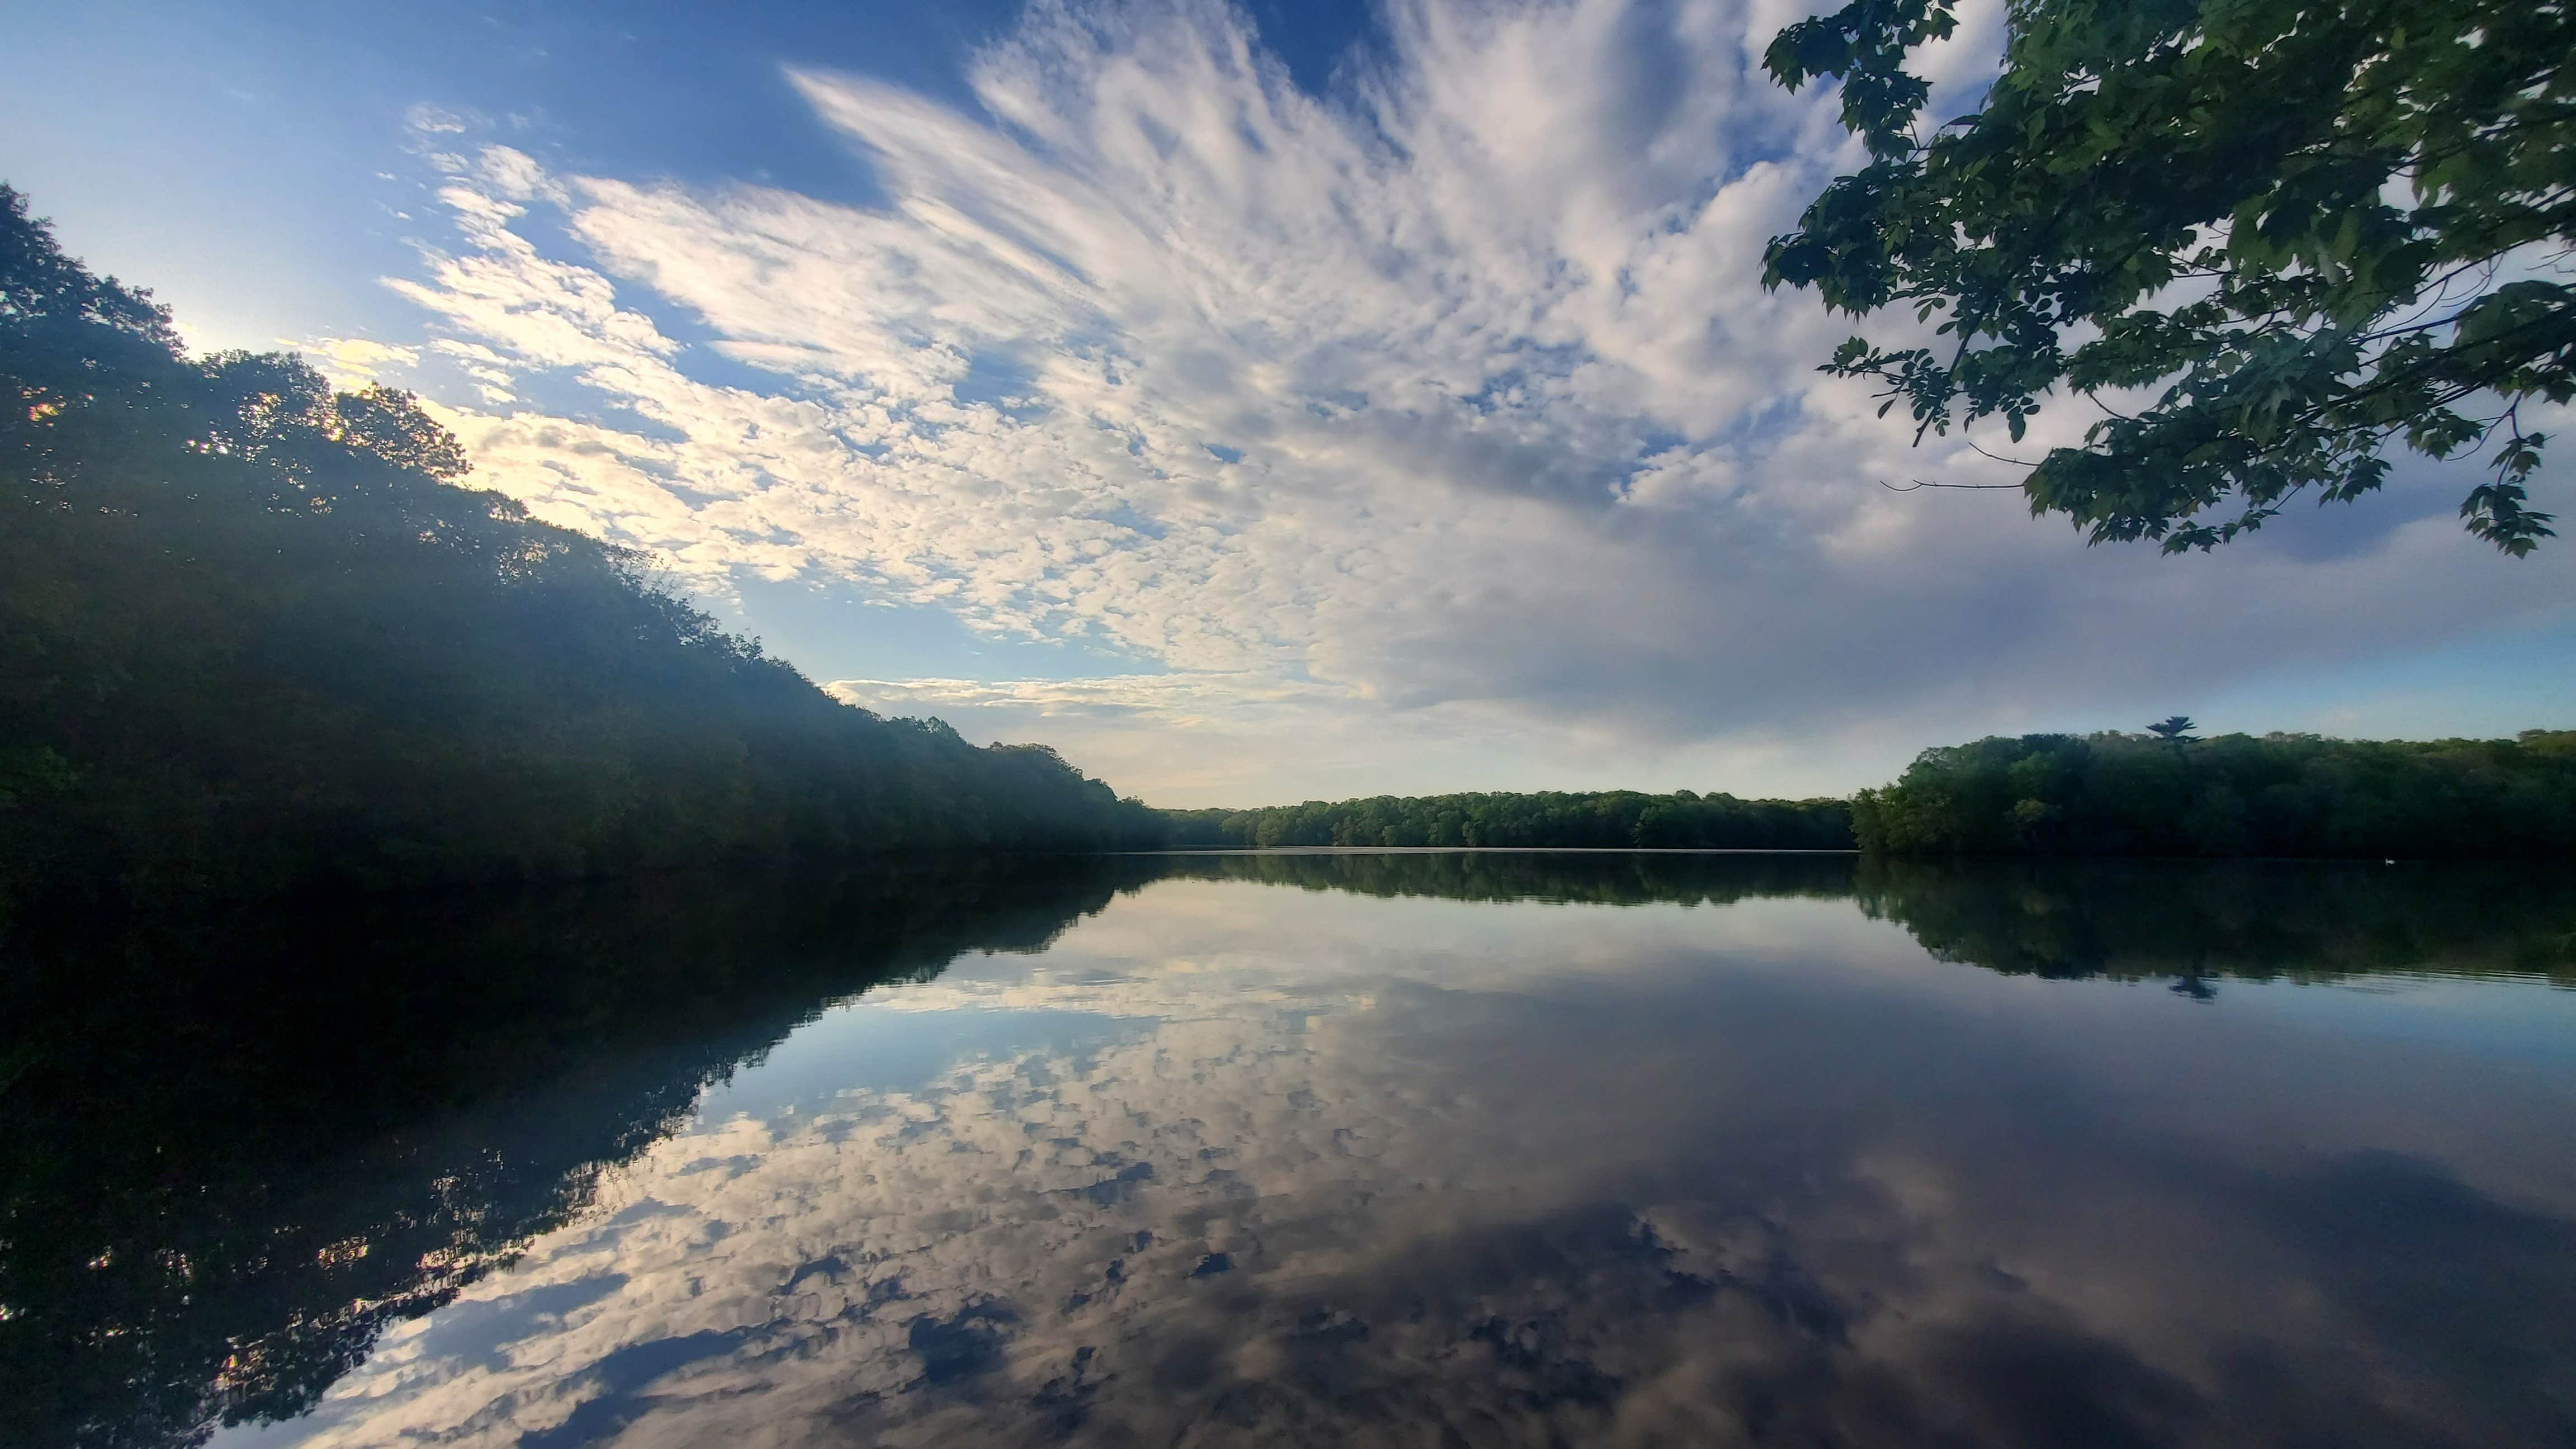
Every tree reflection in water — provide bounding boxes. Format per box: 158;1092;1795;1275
6;853;2573;1447
0;858;1155;1448
1854;856;2576;988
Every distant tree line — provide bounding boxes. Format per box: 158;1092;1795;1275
1852;730;2576;858
1152;729;2576;862
0;186;1159;908
1156;849;1857;904
1158;790;1855;851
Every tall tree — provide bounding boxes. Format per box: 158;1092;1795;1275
1762;0;2572;555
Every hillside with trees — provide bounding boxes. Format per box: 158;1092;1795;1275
1852;728;2576;858
0;186;1157;909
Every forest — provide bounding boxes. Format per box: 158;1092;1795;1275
0;187;1160;910
1157;789;1856;851
1147;728;2576;861
1851;729;2576;858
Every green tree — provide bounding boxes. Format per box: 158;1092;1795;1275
1762;0;2571;555
1849;728;2576;858
328;383;470;480
2146;715;2199;742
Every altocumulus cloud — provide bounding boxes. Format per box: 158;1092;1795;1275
353;0;2572;803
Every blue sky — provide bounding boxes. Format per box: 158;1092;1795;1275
11;0;2571;805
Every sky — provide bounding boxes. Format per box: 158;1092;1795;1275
10;0;2571;806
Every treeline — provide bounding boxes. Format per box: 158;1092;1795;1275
0;187;1158;908
1854;730;2576;859
1158;789;1855;851
1157;848;1856;903
1153;730;2576;862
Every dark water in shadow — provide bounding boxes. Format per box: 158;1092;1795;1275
6;854;2573;1447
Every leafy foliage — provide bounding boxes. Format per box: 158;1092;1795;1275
1159;789;1853;850
1764;0;2573;553
1851;728;2576;856
0;185;1159;907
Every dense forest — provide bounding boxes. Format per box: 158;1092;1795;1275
1158;789;1855;850
0;187;1158;908
1853;729;2576;858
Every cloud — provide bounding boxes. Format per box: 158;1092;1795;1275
290;336;423;387
402;102;471;135
361;0;2573;801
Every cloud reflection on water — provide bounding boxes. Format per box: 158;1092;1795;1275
229;874;2576;1448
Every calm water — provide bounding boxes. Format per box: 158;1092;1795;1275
8;854;2575;1447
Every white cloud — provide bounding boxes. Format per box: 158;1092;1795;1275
289;336;422;387
402;102;470;135
365;0;2573;802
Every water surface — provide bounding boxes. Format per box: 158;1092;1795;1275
8;854;2574;1447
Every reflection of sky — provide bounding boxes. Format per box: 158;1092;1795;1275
690;997;1150;1126
216;880;2576;1448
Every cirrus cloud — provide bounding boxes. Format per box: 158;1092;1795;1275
357;0;2571;803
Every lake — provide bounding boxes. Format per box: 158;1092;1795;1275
8;853;2574;1447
